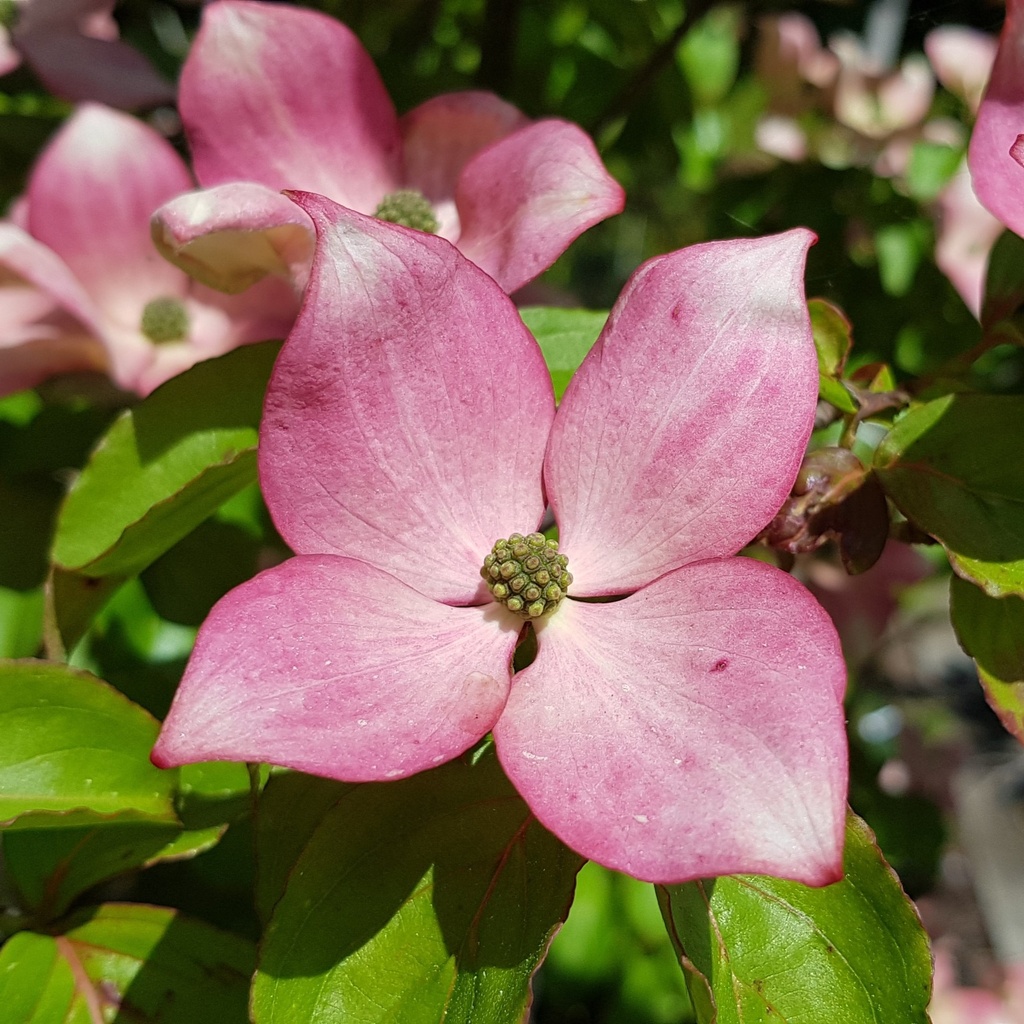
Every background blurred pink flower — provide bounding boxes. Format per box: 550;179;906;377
1;0;173;108
151;0;624;297
0;104;296;396
934;162;1004;317
925;26;998;116
153;196;848;887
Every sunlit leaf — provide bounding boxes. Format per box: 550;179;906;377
520;306;607;401
0;660;175;828
51;341;279;579
253;751;582;1024
659;813;931;1024
875;394;1024;597
0;904;254;1023
950;574;1024;743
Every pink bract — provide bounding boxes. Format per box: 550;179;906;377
969;0;1024;236
0;104;296;397
2;0;173;109
150;0;624;296
153;196;848;886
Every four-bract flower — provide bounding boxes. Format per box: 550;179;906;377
150;0;624;297
0;103;296;396
969;0;1024;236
153;195;848;885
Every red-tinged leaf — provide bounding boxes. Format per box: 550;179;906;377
0;904;254;1023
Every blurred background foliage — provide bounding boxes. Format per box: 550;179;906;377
0;1;1017;1021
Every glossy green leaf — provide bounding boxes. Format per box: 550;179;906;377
254;771;353;926
1;751;255;919
874;394;1024;596
0;931;80;1023
253;752;582;1024
0;904;255;1023
0;660;175;827
658;813;932;1024
51;341;279;578
520;306;607;401
950;574;1024;743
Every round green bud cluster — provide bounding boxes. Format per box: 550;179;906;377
373;189;440;234
140;297;190;344
481;532;572;619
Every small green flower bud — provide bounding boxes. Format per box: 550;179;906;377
373;189;440;233
481;532;572;619
140;297;189;344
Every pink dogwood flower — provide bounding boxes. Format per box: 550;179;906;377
0;103;296;397
152;196;848;885
1;0;173;109
969;1;1024;236
150;0;624;297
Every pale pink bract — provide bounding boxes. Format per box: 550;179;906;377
0;104;296;397
153;197;848;886
150;0;624;297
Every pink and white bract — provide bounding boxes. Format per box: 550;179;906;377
0;104;296;396
153;197;848;886
1;0;173;109
969;0;1024;237
150;0;624;296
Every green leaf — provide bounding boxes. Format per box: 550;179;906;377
0;758;244;923
254;771;353;926
141;513;264;626
44;567;127;659
253;752;582;1024
809;299;859;414
874;394;1024;596
0;660;175;827
676;7;740;107
0;932;77;1021
981;229;1024;331
950;574;1024;743
51;341;279;578
2;815;216;921
658;812;932;1024
520;306;607;401
809;298;853;377
875;221;929;298
905;141;961;203
0;585;44;658
0;904;255;1023
545;862;692;1021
